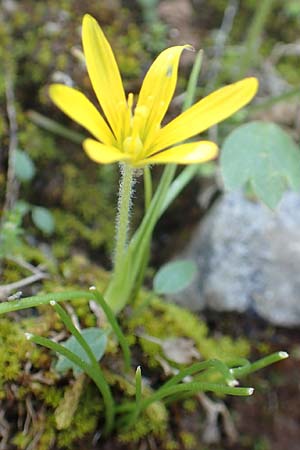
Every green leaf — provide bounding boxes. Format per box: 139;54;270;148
15;200;30;216
153;260;197;295
14;149;36;182
220;121;300;208
55;328;108;375
31;206;55;234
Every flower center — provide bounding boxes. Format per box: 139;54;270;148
122;93;150;160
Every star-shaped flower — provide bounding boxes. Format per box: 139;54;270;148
49;14;258;167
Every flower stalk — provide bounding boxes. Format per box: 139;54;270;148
114;164;135;273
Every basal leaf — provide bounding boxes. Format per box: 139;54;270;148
55;327;108;375
31;206;55;234
14;149;36;182
153;260;197;295
221;121;300;208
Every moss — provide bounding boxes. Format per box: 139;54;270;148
179;431;197;449
118;401;168;444
165;440;180;450
56;385;102;448
183;399;197;413
278;58;300;84
0;319;32;395
127;295;249;369
0;306;104;449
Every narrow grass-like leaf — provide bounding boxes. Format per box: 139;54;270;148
0;291;94;315
52;301;102;368
26;332;114;435
90;288;131;371
230;351;289;378
140;381;253;414
161;359;237;390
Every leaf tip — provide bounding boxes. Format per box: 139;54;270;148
25;332;33;341
279;351;289;360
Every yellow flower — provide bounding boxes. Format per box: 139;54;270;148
49;14;258;167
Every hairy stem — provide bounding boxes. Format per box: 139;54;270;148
114;164;134;273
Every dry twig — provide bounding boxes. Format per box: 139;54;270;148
197;392;238;444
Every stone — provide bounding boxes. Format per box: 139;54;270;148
176;191;300;327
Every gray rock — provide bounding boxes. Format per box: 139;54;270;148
177;191;300;327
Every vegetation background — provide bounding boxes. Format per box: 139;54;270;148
0;1;300;449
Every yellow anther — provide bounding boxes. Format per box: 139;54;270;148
127;93;134;115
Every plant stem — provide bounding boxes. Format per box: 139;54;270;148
183;49;203;111
239;0;275;77
28;110;84;144
143;166;152;211
114;164;134;273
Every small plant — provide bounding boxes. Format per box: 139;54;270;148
0;13;290;444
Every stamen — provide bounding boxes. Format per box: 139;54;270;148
131;104;149;142
127;93;134;117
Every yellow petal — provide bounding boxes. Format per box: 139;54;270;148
136;45;192;147
49;84;115;145
82;14;126;141
139;140;218;166
150;77;259;153
83;138;131;164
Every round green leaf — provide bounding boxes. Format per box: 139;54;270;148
31;206;55;234
221;121;300;208
14;149;36;182
55;328;108;375
15;200;30;216
153;260;197;295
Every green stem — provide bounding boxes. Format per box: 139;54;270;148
246;86;300;114
27;110;84;144
143;166;152;211
239;0;275;76
161;165;199;215
183;50;203;111
91;288;131;372
105;165;176;313
114;164;134;273
129;167;153;303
